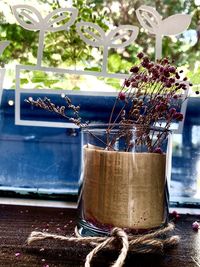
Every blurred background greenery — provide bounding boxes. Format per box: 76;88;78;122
0;0;199;92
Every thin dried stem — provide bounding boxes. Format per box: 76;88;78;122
25;53;191;152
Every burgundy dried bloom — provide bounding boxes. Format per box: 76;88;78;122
143;56;149;63
179;70;184;73
163;68;170;77
156;95;162;100
134;75;140;80
192;221;200;231
154;147;163;154
169;108;176;115
161;103;167;111
162;58;169;65
169;66;176;73
165;81;172;88
169;78;175;83
151;66;158;74
151;68;159;78
142;75;148;82
118;92;126;101
25;49;191;155
178;83;187;90
124;79;130;87
173;112;183;121
161;76;167;83
183;77;188;81
171;210;180;221
131;81;138;88
130;66;139;73
137;52;144;59
182;84;187;90
155;105;160;111
171;210;178;217
148;62;154;69
159;66;164;72
155;103;167;112
153;74;159;80
141;61;149;68
130;77;136;82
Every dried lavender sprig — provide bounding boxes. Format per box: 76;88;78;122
25;53;193;153
25;97;116;149
25;97;84;127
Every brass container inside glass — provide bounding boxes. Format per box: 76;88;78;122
77;124;171;237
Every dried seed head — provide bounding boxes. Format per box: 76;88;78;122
118;92;126;101
130;66;139;73
138;99;143;105
133;109;139;115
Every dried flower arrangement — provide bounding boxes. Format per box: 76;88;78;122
26;53;193;153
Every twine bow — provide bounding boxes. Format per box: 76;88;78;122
28;223;179;267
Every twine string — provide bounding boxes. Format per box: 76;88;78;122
27;223;179;267
85;228;129;267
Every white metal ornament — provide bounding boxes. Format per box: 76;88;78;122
76;22;139;75
136;5;191;60
12;5;78;66
11;4;192;132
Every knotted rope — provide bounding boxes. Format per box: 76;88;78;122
28;223;179;267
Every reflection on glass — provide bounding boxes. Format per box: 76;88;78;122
170;98;200;206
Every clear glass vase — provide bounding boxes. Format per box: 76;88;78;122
77;123;172;236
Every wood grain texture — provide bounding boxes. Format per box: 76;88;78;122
0;204;199;267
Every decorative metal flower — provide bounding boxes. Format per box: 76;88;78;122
136;5;191;60
12;5;78;66
76;22;139;74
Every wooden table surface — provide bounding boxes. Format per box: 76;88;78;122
0;203;200;267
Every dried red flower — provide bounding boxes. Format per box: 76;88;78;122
25;53;190;153
173;112;183;121
192;221;200;231
124;79;130;87
137;52;144;59
171;210;180;221
169;66;176;73
153;147;163;154
169;108;176;115
118;92;126;101
130;66;139;73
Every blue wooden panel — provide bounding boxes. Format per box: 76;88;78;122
0;89;199;205
0;90;81;194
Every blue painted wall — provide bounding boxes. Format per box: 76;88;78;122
0;89;199;202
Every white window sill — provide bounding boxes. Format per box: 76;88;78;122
0;197;77;209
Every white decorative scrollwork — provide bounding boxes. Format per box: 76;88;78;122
10;4;191;131
12;5;78;66
136;5;191;60
76;22;138;74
